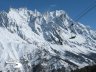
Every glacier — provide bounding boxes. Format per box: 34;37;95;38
0;8;96;72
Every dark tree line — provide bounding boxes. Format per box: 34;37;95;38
71;65;96;72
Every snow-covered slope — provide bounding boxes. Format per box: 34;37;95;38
0;8;96;72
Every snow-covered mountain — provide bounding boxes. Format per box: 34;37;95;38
0;8;96;72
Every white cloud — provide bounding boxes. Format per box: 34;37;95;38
50;4;56;7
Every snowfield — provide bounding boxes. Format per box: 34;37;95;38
0;8;96;72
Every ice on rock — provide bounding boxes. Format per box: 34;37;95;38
0;8;96;72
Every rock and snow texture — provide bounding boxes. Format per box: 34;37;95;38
0;8;96;72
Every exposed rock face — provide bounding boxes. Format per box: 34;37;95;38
0;8;96;72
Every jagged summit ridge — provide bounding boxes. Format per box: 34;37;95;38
0;8;96;72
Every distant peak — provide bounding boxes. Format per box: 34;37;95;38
55;10;65;16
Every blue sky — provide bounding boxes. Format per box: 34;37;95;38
0;0;96;30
